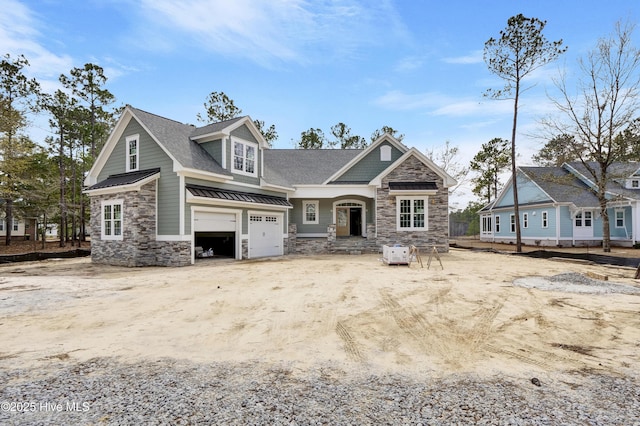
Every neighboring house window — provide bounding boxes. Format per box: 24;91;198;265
13;218;19;231
615;210;625;228
522;213;528;229
303;200;319;224
510;214;515;233
126;134;139;172
481;216;492;233
397;197;427;230
380;145;392;161
632;180;639;188
495;215;500;233
102;200;123;240
575;211;593;227
542;211;548;228
233;140;257;176
0;219;4;231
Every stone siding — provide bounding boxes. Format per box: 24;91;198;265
376;156;450;252
90;181;192;267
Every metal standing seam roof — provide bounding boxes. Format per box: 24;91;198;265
86;168;161;191
186;184;292;207
388;181;438;191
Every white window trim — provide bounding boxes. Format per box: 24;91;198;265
522;212;528;229
126;134;140;172
396;196;428;231
495;215;500;233
231;137;258;178
510;214;515;233
101;199;124;241
302;200;319;224
541;211;548;228
615;209;625;228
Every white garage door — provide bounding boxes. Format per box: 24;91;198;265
249;214;283;258
194;212;236;232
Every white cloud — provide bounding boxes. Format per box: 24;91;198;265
442;50;484;64
0;0;75;88
373;90;507;118
133;0;409;66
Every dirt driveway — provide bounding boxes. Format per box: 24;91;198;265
1;249;639;378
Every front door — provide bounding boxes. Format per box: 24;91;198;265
336;207;349;237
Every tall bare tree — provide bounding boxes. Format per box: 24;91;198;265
426;140;469;196
40;90;79;247
484;14;566;252
543;21;640;252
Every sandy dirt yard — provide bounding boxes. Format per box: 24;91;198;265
1;249;640;379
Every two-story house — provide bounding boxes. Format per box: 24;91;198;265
84;106;456;266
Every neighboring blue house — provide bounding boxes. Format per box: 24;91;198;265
479;162;640;247
84;106;456;266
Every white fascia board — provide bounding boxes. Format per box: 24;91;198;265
84;107;134;186
260;179;295;193
83;173;160;196
292;185;375;198
370;148;457;188
190;130;230;143
186;193;292;210
176;167;231;182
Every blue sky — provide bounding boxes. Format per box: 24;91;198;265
3;0;639;208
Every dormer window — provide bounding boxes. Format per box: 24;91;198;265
126;134;139;172
233;139;257;177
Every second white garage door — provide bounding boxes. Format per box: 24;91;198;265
249;214;283;258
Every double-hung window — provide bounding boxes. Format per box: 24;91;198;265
126;134;139;172
542;211;548;228
397;197;427;231
510;214;515;233
495;215;500;233
522;213;529;228
102;200;123;240
13;218;19;231
575;211;593;227
303;200;319;224
233;139;257;176
615;210;625;228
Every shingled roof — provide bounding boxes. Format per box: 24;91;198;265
263;149;362;186
520;166;600;207
129;107;231;177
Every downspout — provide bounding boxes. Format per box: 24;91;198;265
555;204;560;246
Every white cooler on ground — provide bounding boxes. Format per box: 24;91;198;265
383;245;410;265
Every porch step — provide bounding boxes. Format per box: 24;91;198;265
332;237;379;254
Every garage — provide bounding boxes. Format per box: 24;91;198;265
249;213;283;258
193;211;238;259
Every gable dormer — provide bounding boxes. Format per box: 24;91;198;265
190;116;267;185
